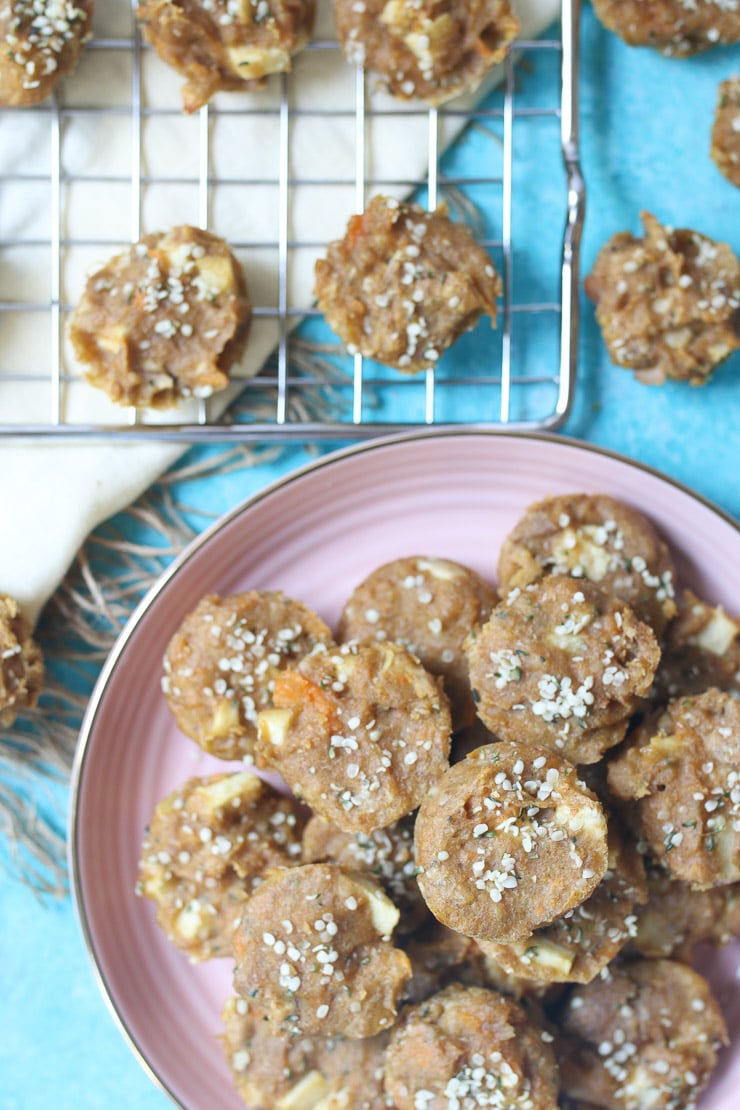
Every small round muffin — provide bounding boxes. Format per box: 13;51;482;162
648;588;740;704
162;590;333;762
711;75;740;188
232;863;412;1038
557;958;728;1110
0;594;43;728
497;493;677;638
68;225;252;409
465;577;660;765
476;818;647;985
137;0;316;113
333;0;519;105
257;640;451;833
584;210;740;385
221;995;393;1109
0;0;93;108
629;859;740;961
338;555;496;730
384;983;559;1110
591;0;740;57
314;195;502;374
414;742;609;944
302;813;429;934
607;687;740;888
136;772;305;962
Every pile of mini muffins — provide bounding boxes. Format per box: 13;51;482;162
138;491;740;1109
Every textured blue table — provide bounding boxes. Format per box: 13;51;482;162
2;6;739;1108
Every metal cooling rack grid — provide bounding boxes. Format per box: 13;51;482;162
0;0;584;442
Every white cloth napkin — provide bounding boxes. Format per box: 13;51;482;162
0;0;559;624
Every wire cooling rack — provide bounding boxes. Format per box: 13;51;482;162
0;0;584;442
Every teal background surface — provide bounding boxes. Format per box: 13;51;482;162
2;4;739;1108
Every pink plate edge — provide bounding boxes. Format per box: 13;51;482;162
67;428;740;1109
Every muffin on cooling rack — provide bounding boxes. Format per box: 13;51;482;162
137;0;316;113
0;0;93;107
68;225;252;409
591;0;740;57
711;76;740;189
333;0;519;105
585;210;740;385
0;594;43;728
314;195;502;374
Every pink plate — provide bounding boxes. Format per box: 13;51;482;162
69;430;740;1109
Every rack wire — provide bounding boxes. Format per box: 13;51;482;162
0;0;584;442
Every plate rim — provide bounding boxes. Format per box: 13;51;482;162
67;427;740;1108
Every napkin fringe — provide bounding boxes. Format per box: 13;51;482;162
0;339;343;893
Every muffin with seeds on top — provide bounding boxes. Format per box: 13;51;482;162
69;225;252;409
333;0;519;105
232;863;412;1038
557;958;728;1110
414;741;609;944
136;772;306;962
257;639;451;833
0;0;93;108
221;995;393;1109
384;983;560;1110
338;554;496;730
314;195;501;374
607;687;740;888
137;0;316;113
497;493;677;639
162;589;334;762
465;577;660;765
585;210;740;386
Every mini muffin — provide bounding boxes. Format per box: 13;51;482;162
68;225;252;409
557;958;728;1110
0;0;93;108
591;0;740;57
333;0;519;105
338;555;496;729
384;983;559;1110
221;995;392;1110
257;640;451;833
232;863;412;1038
629;860;740;962
162;590;333;762
648;588;740;704
137;0;316;113
711;75;740;188
607;687;740;888
497;493;677;638
585;210;740;385
476;818;647;984
465;577;660;765
314;195;501;374
0;593;43;728
136;772;305;962
414;742;609;944
302;813;428;934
